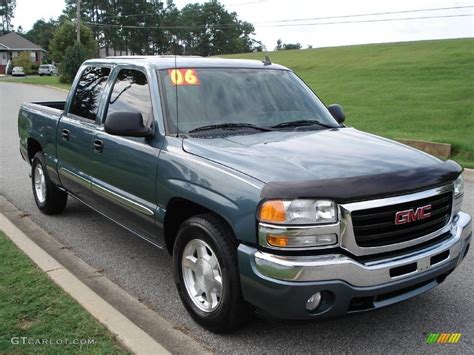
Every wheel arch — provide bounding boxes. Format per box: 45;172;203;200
27;138;43;163
163;197;237;254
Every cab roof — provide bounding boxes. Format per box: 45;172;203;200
83;55;290;71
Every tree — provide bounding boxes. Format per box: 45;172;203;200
26;19;59;53
283;43;302;50
60;42;88;83
276;40;302;51
12;52;32;74
60;0;260;56
0;0;15;34
49;21;96;63
178;0;257;56
275;39;283;51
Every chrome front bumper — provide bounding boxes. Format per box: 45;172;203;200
254;212;471;287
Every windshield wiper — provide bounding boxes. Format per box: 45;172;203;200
271;119;339;129
189;123;273;133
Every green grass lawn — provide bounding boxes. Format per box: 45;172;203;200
0;231;127;354
1;38;472;166
0;75;70;90
222;38;474;167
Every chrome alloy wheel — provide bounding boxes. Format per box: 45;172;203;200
34;164;46;204
182;239;223;312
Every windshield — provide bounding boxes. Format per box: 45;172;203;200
39;65;50;69
159;68;338;135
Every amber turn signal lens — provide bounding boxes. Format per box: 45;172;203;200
258;200;286;223
266;234;289;247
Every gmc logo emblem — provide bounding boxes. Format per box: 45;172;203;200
395;204;432;225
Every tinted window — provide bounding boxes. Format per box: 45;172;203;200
159;69;338;134
70;66;111;121
106;69;153;128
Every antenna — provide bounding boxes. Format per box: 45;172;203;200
174;52;179;137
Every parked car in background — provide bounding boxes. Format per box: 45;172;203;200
38;64;58;76
12;66;25;76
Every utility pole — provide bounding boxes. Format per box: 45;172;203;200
4;0;9;33
76;0;81;43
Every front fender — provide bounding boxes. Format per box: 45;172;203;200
157;139;264;244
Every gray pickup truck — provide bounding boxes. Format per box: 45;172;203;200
18;56;471;332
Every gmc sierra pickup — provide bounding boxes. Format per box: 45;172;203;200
18;56;471;333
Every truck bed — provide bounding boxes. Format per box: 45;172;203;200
18;101;67;164
32;101;66;111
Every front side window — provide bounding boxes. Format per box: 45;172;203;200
105;69;153;128
69;66;111;121
159;68;338;134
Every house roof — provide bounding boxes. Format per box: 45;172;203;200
0;32;45;51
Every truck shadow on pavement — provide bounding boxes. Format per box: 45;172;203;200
48;198;473;353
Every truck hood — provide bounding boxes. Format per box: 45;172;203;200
182;128;443;183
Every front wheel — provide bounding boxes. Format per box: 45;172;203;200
173;214;253;333
32;152;68;214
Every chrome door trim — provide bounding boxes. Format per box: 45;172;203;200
340;184;455;256
91;181;155;217
59;167;91;188
68;192;164;250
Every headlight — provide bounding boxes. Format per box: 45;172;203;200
454;175;464;197
453;174;464;215
257;199;339;249
258;199;337;225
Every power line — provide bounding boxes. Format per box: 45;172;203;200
259;13;474;28
98;0;269;19
84;13;474;30
227;0;268;6
84;4;473;22
258;5;474;24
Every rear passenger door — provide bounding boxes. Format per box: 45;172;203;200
90;68;160;242
57;66;111;204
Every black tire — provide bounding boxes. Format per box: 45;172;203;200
39;74;43;76
31;152;68;215
173;213;253;333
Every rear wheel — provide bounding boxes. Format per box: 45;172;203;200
32;152;68;215
173;214;253;333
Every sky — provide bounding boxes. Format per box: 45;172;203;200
13;0;474;49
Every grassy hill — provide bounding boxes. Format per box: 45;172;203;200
222;38;474;167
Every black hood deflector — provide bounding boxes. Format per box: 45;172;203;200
261;160;462;203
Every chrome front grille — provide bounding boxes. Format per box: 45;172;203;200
341;184;455;256
351;192;452;247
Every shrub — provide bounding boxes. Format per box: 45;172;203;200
60;43;88;83
12;52;32;74
50;21;96;63
31;63;40;75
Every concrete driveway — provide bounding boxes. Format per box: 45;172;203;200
1;82;473;353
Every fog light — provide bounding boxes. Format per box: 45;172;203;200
305;292;322;311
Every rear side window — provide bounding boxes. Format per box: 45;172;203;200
70;66;111;121
105;69;153;128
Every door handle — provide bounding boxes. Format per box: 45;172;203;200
93;139;104;152
62;129;70;141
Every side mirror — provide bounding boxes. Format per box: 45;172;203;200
327;104;345;124
104;111;154;138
